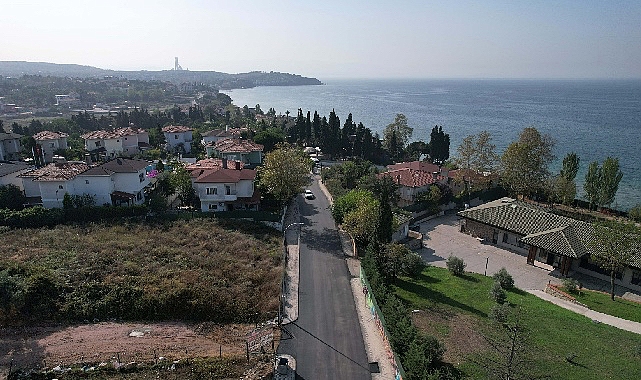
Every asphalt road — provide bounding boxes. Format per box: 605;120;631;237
278;179;371;380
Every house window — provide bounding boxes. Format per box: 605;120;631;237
208;204;218;210
50;142;55;148
225;185;231;195
632;270;641;286
139;173;144;182
502;233;508;243
124;137;128;140
95;141;101;147
85;180;89;184
206;187;218;195
58;185;64;189
137;191;143;201
174;135;179;139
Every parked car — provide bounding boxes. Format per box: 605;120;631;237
304;190;315;199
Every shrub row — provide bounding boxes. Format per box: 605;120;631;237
0;205;149;228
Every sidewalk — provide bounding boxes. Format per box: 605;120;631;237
282;198;301;325
528;289;641;335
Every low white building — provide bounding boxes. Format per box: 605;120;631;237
163;125;194;154
33;131;69;164
0;132;22;161
0;161;31;189
186;158;259;212
19;158;150;208
82;127;150;159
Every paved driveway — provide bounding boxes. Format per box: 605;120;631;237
418;214;564;290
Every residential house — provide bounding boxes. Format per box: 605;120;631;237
81;127;149;159
205;138;263;167
76;158;150;206
458;197;641;292
201;128;247;146
0;132;22;161
379;161;448;207
0;161;31;189
186;158;259;212
20;158;150;208
19;161;90;208
162;125;193;153
33;131;69;164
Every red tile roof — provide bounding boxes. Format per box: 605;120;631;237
33;130;69;140
185;158;244;171
20;162;89;181
210;138;263;153
162;125;193;133
378;168;443;188
387;161;442;174
81;127;147;140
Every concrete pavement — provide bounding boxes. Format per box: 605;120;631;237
419;214;641;335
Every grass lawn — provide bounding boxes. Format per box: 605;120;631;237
394;267;641;380
571;288;641;324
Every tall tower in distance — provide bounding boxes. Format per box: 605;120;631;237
174;57;183;71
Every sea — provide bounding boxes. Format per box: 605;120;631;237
222;79;641;211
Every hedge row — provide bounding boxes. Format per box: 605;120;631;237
0;205;149;228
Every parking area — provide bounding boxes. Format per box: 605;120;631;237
417;214;564;290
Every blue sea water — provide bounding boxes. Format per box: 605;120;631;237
222;79;641;211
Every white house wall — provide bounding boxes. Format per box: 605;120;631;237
112;171;149;204
22;177;41;198
73;175;114;206
104;138;124;157
39;181;73;208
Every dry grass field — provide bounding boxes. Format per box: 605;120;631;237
0;218;282;378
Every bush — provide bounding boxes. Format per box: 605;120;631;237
629;204;641;222
493;267;514;290
490;302;510;323
402;252;427;277
490;281;507;304
563;278;581;294
446;255;466;276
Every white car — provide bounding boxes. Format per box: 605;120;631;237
304;190;315;199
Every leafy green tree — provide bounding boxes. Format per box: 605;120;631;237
405;141;430;161
560;152;580;182
257;144;312;203
598;157;623;208
583;157;623;209
588;221;641;300
455;130;498;174
500;127;555;198
403;335;446;380
416;184;442;214
332;189;378;224
583;161;601;210
0;184;26;210
342;195;380;247
383;114;413;161
429;125;450;165
254;128;286;152
171;167;197;207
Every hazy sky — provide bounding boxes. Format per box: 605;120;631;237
3;0;641;79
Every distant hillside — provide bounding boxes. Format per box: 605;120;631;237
0;61;322;89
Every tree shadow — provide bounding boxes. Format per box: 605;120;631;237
395;278;487;318
459;273;480;283
0;324;60;377
414;272;442;284
301;227;344;256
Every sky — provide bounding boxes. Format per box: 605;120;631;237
2;0;641;79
